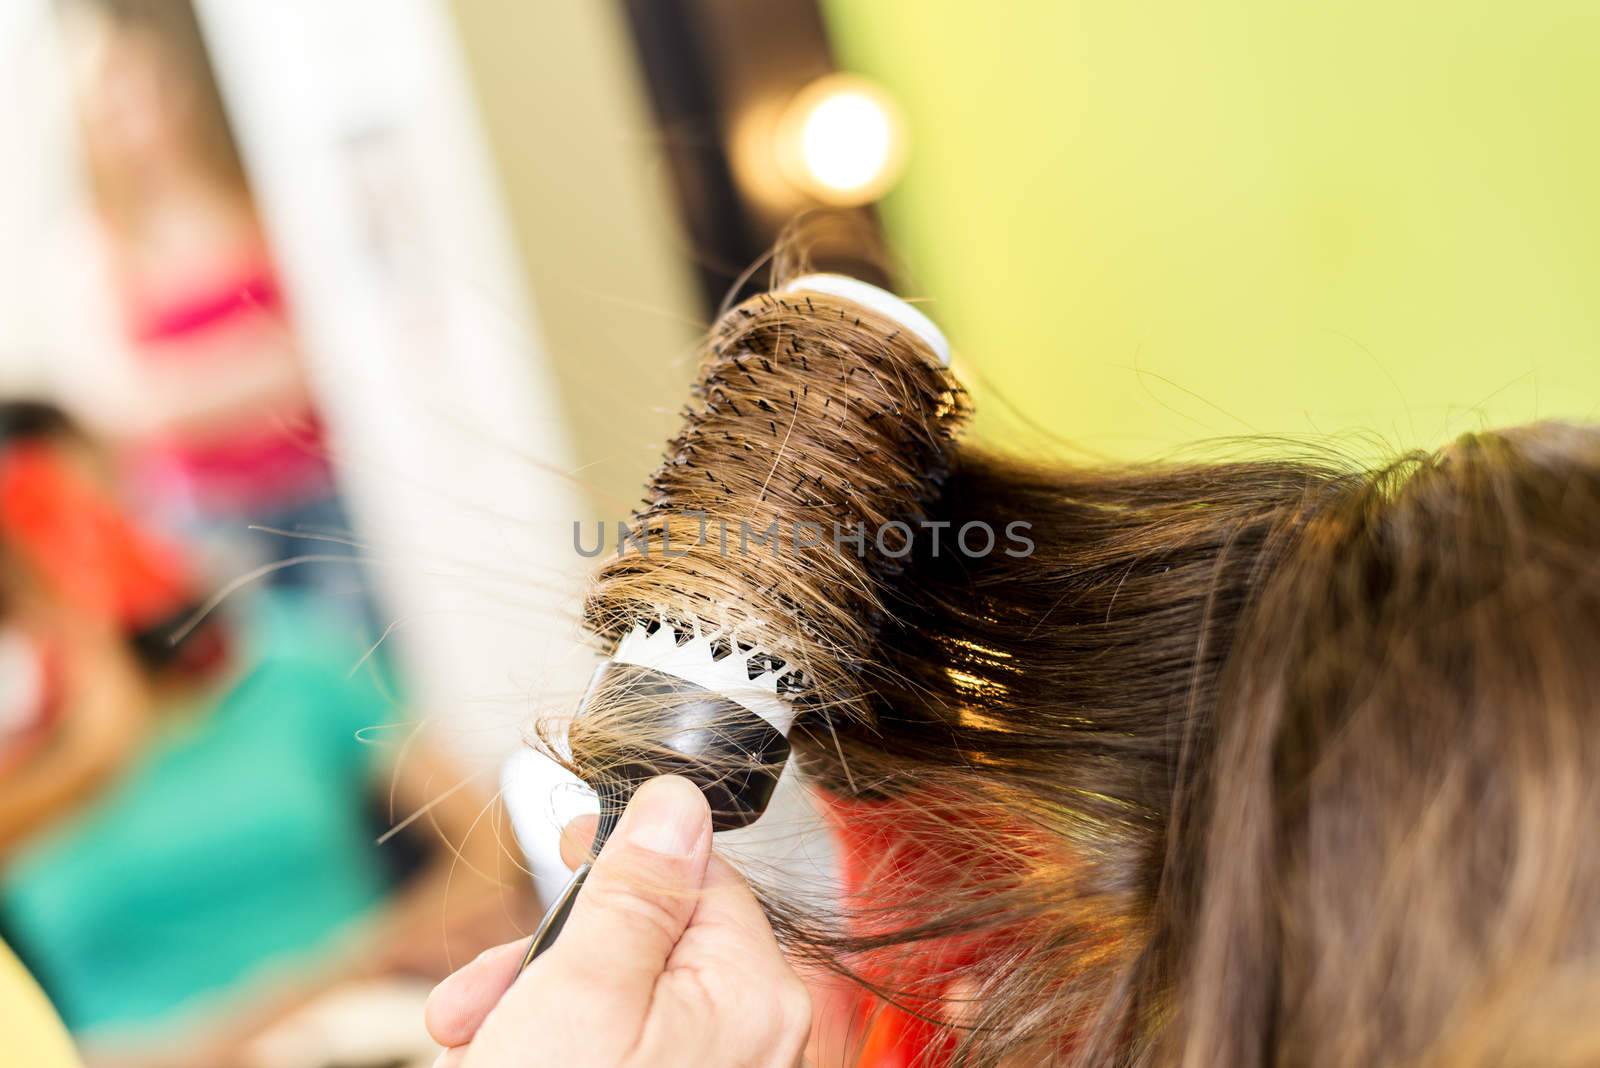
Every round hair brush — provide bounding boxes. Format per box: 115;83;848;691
521;274;968;966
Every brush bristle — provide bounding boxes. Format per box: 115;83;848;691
585;289;969;722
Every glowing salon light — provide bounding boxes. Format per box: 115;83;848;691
782;75;906;206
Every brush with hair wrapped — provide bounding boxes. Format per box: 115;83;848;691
521;274;968;966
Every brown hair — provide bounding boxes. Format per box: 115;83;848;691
62;0;250;227
547;279;1600;1066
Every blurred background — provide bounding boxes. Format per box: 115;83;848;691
0;1;1595;1065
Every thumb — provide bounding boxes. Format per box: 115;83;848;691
522;776;712;1025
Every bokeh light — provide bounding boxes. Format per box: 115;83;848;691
781;74;906;205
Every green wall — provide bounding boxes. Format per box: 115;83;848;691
821;2;1599;460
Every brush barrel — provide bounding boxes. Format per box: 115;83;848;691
582;661;791;833
588;289;971;714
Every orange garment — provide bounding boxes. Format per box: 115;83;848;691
0;444;194;631
824;793;1034;1068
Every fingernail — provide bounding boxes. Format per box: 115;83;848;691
618;776;707;857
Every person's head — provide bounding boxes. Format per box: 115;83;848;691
0;401;221;851
550;277;1600;1066
0;404;149;849
1169;424;1600;1068
58;0;247;224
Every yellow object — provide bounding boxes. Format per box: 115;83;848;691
822;1;1600;460
0;941;81;1068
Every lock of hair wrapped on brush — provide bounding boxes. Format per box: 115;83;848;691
568;273;969;830
534;266;1332;1065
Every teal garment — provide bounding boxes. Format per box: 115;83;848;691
0;593;399;1036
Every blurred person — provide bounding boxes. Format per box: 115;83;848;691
57;0;370;625
0;403;527;1068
